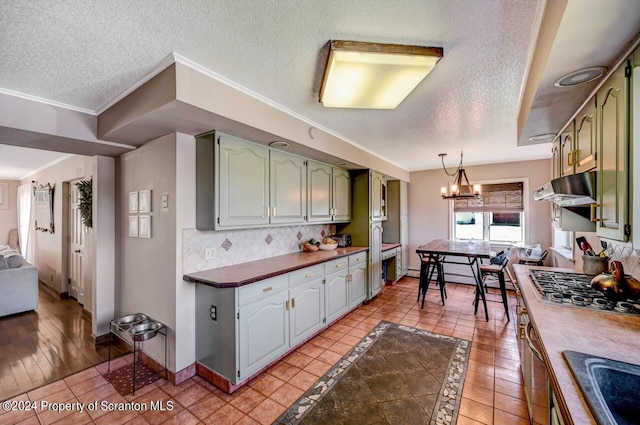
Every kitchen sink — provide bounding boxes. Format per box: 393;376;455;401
564;350;640;425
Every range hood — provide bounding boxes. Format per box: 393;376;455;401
534;171;596;207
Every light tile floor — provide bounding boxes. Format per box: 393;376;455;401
0;277;529;425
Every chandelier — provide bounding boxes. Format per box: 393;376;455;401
439;152;481;200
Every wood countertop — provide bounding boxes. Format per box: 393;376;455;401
513;264;640;425
381;243;401;251
183;246;369;288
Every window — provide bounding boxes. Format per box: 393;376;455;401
453;182;524;243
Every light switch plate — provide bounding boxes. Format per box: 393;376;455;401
205;248;216;260
162;192;169;210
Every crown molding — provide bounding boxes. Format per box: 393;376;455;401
0;87;95;115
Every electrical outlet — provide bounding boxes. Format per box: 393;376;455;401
205;248;216;260
210;305;217;321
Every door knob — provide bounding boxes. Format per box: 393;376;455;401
74;249;81;253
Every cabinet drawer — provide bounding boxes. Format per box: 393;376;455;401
382;249;397;260
324;258;348;274
349;253;367;267
289;265;324;285
238;275;288;307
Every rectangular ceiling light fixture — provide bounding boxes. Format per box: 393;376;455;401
320;40;443;109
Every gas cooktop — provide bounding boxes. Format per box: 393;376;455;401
529;269;640;315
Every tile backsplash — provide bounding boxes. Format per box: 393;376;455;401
183;224;333;274
606;241;640;280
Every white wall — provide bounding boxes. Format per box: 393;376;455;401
407;159;552;274
21;156;94;300
0;179;19;244
117;133;179;370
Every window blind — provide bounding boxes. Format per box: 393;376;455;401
454;182;523;212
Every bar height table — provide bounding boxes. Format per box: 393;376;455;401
416;239;491;321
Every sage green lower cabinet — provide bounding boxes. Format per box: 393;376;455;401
348;254;367;308
238;289;289;379
325;259;349;325
194;251;368;389
289;269;325;347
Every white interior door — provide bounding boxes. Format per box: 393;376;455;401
68;180;85;305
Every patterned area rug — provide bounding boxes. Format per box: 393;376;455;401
104;361;162;396
276;322;471;425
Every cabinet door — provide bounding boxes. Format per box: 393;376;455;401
371;171;383;221
307;161;332;222
559;124;575;176
325;270;349;325
270;151;306;225
400;181;409;276
574;99;598;173
596;65;629;241
332;168;351;222
369;222;383;298
349;264;367;308
218;134;270;228
238;290;289;380
551;139;561;180
290;278;325;346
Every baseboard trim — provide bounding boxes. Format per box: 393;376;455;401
94;333;113;346
81;308;92;322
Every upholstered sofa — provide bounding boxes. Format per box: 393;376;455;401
0;247;38;317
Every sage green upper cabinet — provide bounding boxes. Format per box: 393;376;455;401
196;131;351;229
559;123;575;177
307;161;332;222
308;161;351;223
270;151;306;225
218;133;270;228
574;99;598;173
332;168;351;222
551;139;561;180
370;171;387;221
596;63;630;241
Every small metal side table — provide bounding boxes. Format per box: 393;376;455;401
108;313;168;395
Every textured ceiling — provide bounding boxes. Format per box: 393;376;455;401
1;0;551;170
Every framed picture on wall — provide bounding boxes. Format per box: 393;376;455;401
139;215;151;238
128;191;139;213
128;216;139;237
139;190;151;213
0;182;7;210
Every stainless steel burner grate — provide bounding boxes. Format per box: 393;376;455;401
528;269;640;315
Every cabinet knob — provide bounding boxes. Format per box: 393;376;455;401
262;286;272;293
291;298;296;308
305;273;313;278
336;264;343;268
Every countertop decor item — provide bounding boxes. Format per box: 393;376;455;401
318;243;337;251
582;255;608;275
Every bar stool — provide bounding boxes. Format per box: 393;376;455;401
418;253;446;309
479;255;511;321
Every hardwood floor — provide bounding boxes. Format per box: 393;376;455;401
0;285;128;401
